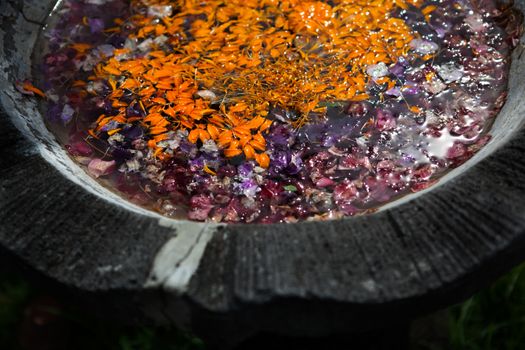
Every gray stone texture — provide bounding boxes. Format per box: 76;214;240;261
1;0;525;345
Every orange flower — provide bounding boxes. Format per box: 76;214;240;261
85;0;431;168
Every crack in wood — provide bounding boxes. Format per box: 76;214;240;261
146;221;220;294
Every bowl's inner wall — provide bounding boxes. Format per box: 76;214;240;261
1;0;524;222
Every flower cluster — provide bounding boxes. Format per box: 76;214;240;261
84;0;429;166
35;0;520;223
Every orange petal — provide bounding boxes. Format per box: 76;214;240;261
188;129;200;143
218;130;233;147
224;148;243;158
207;124;220;140
199;130;211;142
22;82;46;98
256;153;270;168
259;119;273;132
203;164;217;176
107;128;122;136
243;144;255;159
249;139;266;152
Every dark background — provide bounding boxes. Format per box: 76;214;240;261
1;261;525;350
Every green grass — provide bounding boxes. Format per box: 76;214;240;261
2;264;525;350
449;264;525;350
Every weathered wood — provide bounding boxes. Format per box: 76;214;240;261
1;0;525;345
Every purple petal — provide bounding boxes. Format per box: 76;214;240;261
60;104;75;124
88;18;105;33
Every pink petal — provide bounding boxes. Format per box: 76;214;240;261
88;159;116;178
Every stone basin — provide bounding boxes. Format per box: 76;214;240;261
1;0;525;347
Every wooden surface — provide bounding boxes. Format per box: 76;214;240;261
1;0;525;345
